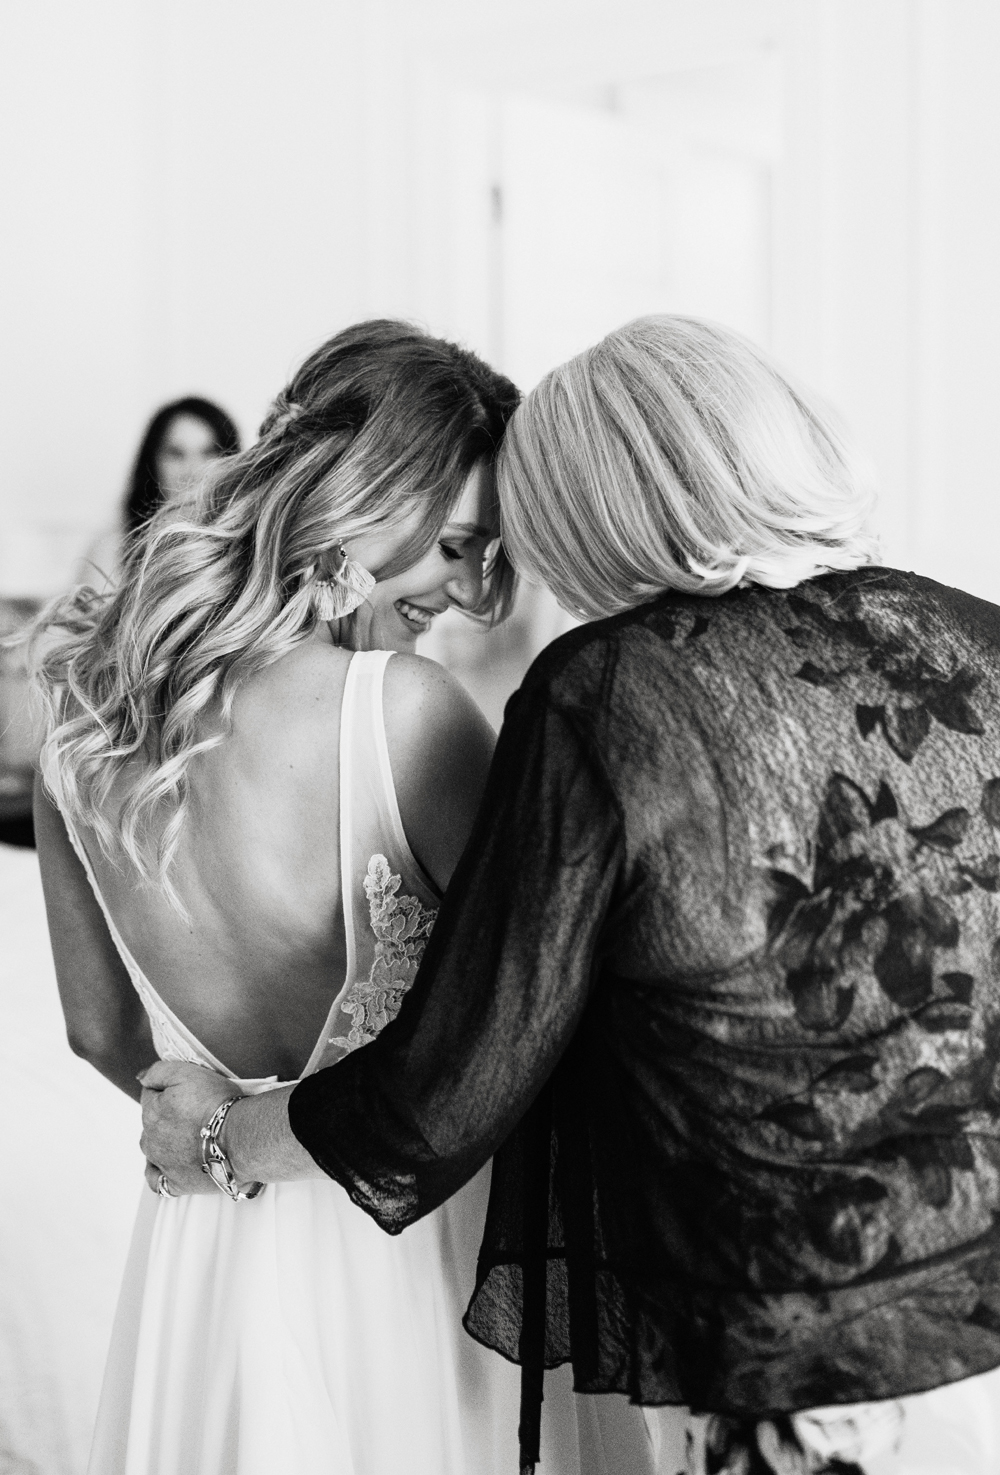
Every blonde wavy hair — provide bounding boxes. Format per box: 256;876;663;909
34;320;518;899
498;315;879;618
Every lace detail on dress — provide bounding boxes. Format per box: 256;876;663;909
329;854;438;1054
134;978;207;1066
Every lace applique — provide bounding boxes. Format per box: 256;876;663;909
130;975;207;1066
330;854;438;1054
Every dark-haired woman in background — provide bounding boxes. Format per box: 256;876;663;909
4;402;238;847
82;397;241;585
124;396;241;535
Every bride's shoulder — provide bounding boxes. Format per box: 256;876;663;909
383;653;494;768
383;654;496;892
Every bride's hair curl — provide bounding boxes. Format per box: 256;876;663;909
33;320;518;900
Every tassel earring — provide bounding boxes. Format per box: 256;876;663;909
311;546;376;621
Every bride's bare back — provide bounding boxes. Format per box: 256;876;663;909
50;633;495;1082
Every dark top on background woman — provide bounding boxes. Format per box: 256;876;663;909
292;564;1000;1417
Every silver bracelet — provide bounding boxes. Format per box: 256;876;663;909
200;1097;265;1201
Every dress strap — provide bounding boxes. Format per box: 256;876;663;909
339;649;439;913
300;648;441;1077
338;649;392;995
300;650;396;1077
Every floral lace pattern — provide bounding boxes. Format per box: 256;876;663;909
136;979;208;1067
330;855;437;1054
767;771;1000;1036
783;582;985;762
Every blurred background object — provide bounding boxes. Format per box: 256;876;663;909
3;1;1000;1471
0;599;41;846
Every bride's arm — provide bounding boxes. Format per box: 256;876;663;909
34;777;156;1102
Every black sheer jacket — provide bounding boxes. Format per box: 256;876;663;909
289;568;1000;1421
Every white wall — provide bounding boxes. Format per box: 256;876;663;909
0;1;372;591
772;0;1000;598
2;0;1000;601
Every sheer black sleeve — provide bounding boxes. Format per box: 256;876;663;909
288;673;624;1234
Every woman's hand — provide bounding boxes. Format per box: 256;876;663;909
139;1060;239;1197
141;1061;322;1194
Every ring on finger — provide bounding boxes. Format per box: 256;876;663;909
156;1172;178;1199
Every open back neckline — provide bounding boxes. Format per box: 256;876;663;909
60;647;435;1088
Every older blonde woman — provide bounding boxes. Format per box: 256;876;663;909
143;317;1000;1474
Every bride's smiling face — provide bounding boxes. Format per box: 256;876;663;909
341;460;500;653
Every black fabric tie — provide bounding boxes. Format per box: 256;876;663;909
518;1084;553;1475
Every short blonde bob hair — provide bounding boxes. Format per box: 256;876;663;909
498;315;879;618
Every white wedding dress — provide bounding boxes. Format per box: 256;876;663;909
63;649;654;1475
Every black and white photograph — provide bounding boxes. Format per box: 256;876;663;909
3;2;1000;1472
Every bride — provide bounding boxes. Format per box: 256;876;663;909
31;321;535;1475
